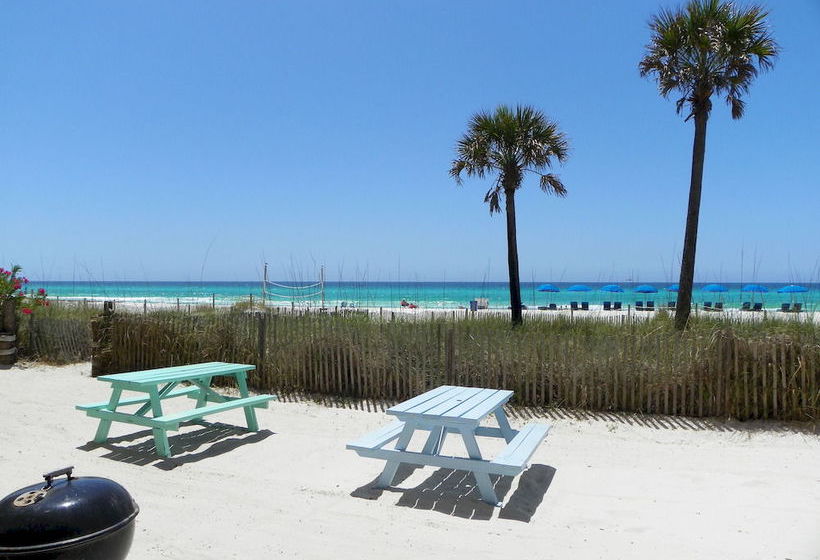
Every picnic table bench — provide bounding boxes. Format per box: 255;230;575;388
77;362;276;457
347;385;551;505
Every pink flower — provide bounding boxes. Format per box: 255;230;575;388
22;308;32;315
38;288;46;295
23;278;29;284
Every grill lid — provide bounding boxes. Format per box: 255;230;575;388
0;467;139;552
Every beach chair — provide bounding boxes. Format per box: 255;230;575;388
740;302;751;311
703;301;713;311
635;301;644;311
646;301;655;311
548;303;557;311
603;301;611;311
537;306;548;311
714;302;724;311
613;301;622;310
581;302;589;311
780;303;790;312
793;303;803;313
570;301;579;311
752;303;763;312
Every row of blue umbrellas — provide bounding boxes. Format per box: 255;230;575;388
536;283;809;294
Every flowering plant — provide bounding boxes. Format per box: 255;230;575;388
0;265;48;313
0;265;27;302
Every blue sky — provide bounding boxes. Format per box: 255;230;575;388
2;1;818;283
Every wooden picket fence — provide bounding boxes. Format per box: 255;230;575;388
18;315;93;364
89;310;819;422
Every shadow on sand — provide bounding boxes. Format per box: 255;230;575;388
351;464;555;522
77;422;274;470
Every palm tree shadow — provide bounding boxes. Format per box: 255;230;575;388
351;464;555;521
77;422;274;470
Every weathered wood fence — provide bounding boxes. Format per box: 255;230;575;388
17;315;93;363
89;309;819;421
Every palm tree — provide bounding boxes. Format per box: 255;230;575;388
640;0;778;330
450;105;569;326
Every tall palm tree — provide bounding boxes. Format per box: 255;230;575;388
640;0;778;330
450;105;569;326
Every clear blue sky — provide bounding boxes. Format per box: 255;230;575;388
2;1;818;283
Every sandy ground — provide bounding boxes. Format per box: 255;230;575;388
1;363;818;560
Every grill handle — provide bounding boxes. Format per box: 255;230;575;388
42;466;74;489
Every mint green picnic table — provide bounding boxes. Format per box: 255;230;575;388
77;362;276;458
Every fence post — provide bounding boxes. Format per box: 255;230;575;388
91;300;116;377
257;312;267;378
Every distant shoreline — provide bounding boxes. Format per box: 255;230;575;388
50;297;819;322
32;279;819;315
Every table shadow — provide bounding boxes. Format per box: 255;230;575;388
76;422;274;470
351;464;555;521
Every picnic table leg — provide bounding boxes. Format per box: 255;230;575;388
376;422;416;488
235;372;259;432
195;377;213;407
495;408;516;443
460;429;499;505
93;388;122;443
147;387;172;458
421;426;444;455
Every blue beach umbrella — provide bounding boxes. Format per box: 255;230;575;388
702;283;728;292
777;285;808;293
567;284;592;292
742;283;768;306
742;284;769;293
634;284;658;293
666;284;679;292
537;283;560;292
777;284;808;306
600;284;624;293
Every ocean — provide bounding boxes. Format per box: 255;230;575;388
29;281;820;311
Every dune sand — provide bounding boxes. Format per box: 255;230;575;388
1;363;818;559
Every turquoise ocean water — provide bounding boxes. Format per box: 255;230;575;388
30;281;820;311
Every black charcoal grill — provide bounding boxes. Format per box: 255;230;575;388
0;467;138;560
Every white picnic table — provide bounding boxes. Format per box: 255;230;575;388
347;385;550;505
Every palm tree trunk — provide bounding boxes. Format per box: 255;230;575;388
675;109;709;330
505;189;523;326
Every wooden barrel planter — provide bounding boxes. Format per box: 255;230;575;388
1;300;17;366
0;333;16;366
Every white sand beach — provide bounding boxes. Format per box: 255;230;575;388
1;363;818;560
50;297;820;324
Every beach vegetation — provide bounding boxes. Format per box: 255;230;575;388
51;306;817;421
450;105;569;327
639;0;779;331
